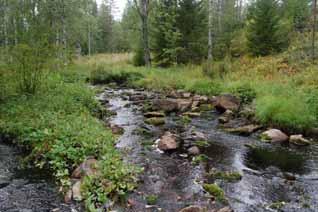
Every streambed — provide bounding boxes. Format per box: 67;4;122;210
101;87;318;212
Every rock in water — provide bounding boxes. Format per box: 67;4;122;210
72;158;99;179
158;132;178;151
179;205;203;212
72;180;83;201
213;94;240;113
145;117;165;126
225;124;262;136
218;207;233;212
152;99;179;112
144;112;165;118
261;129;289;143
188;146;200;155
289;135;311;146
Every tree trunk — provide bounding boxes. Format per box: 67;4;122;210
88;23;91;56
208;0;213;60
134;0;151;67
312;0;317;62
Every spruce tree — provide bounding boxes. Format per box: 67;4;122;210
247;0;289;56
152;0;181;67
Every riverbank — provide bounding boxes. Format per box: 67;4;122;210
0;66;137;211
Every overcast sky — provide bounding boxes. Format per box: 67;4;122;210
96;0;127;20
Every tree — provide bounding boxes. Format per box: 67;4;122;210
247;0;289;56
313;0;317;61
208;0;213;60
152;0;181;66
133;0;152;67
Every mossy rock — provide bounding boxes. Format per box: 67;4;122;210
146;194;158;205
195;140;210;148
199;104;214;111
145;117;165;126
192;154;209;165
209;171;242;182
203;183;227;203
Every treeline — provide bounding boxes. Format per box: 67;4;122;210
125;0;314;67
0;0;316;66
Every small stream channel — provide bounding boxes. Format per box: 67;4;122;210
0;137;81;212
100;87;318;212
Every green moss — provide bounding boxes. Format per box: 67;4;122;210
145;117;165;126
269;201;286;210
146;195;158;205
203;183;227;203
192;154;209;165
209;171;242;182
195;140;210;148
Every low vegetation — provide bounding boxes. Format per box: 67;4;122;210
0;61;137;210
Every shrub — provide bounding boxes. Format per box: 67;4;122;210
10;44;51;94
188;80;221;96
231;84;257;104
132;47;145;67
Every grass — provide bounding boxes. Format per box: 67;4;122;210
0;65;137;211
73;52;318;133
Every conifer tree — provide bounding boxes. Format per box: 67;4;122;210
247;0;289;56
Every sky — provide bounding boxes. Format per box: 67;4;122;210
96;0;127;20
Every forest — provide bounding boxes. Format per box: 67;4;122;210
1;0;318;212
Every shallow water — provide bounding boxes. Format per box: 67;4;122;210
102;87;318;212
0;139;81;212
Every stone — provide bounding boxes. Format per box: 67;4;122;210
191;101;200;108
283;172;296;181
213;94;240;113
218;116;230;124
225;125;262;136
145;117;165;126
64;189;73;203
289;135;311;146
144;112;165;118
158;132;178;151
182;92;192;98
153;99;179;112
72;158;99;179
110;124;124;135
179;205;203;212
190;131;207;141
183;112;201;118
217;207;233;212
188;146;200;155
176;99;193;112
72;181;83;201
261;129;289;143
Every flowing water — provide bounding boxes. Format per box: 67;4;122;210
0;137;81;212
101;87;318;212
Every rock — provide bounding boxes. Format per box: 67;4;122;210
218;116;230;124
72;181;83;201
158;132;178;151
144;112;165;118
182;92;192;98
177;99;193;112
153;99;179;112
145;117;165;126
283;172;296;181
72;158;99;179
191;101;200;108
64;189;73;203
129;94;146;101
179;205;203;212
213;94;240;113
188;146;200;155
261;129;289;143
110;124;124;135
217;207;233;212
183;112;201;118
225;125;262;136
289;135;311;146
190;131;207;141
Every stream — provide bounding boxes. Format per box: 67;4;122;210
100;87;318;212
0;137;81;212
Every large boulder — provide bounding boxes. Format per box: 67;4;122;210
72;158;99;179
213;94;240;113
289;135;311;146
261;129;289;143
158;132;178;151
176;99;193;112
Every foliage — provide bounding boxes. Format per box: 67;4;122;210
10;44;52;94
230;84;257;104
0;69;137;210
132;46;146;67
146;195;158;205
209;171;242;182
247;0;290;56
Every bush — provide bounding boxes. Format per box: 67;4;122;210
231;84;257;104
10;44;52;94
132;47;145;67
188;80;221;96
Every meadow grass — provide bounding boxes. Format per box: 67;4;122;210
76;53;318;132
